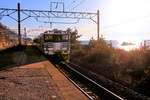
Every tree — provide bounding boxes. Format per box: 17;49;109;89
88;37;96;48
66;28;81;43
66;28;81;49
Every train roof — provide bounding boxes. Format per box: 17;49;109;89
44;30;68;34
44;34;68;35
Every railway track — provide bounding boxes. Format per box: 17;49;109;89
56;65;96;100
56;62;124;100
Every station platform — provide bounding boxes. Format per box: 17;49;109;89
0;60;88;100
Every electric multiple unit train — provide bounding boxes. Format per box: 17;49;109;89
35;30;70;58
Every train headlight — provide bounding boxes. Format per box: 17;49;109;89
48;48;53;50
48;51;53;55
62;48;67;50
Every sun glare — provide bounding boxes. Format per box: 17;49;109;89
109;0;150;22
105;0;150;43
104;0;150;51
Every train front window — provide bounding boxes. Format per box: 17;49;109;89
62;35;69;42
53;35;62;42
44;35;53;42
44;35;62;42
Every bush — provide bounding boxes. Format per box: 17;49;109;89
72;38;149;81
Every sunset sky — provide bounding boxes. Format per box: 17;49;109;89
1;0;150;42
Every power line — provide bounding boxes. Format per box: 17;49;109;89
66;0;76;10
71;0;86;10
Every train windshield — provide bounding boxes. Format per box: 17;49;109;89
44;34;69;42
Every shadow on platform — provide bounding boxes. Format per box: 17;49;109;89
0;45;47;71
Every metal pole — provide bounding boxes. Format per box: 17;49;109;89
97;10;100;40
18;3;21;45
50;2;52;11
63;2;64;12
24;27;27;45
50;22;52;28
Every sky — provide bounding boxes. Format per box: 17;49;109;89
1;0;150;42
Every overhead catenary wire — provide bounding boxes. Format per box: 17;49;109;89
66;0;76;10
69;0;86;11
0;2;100;40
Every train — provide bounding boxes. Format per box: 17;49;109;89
34;29;70;61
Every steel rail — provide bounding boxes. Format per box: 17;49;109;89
56;65;94;100
63;62;124;100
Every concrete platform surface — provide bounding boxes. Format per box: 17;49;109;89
0;60;88;100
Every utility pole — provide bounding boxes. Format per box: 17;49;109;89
97;10;100;40
24;27;27;45
18;3;21;45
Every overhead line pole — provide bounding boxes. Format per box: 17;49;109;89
18;3;21;45
97;10;100;40
24;27;27;45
